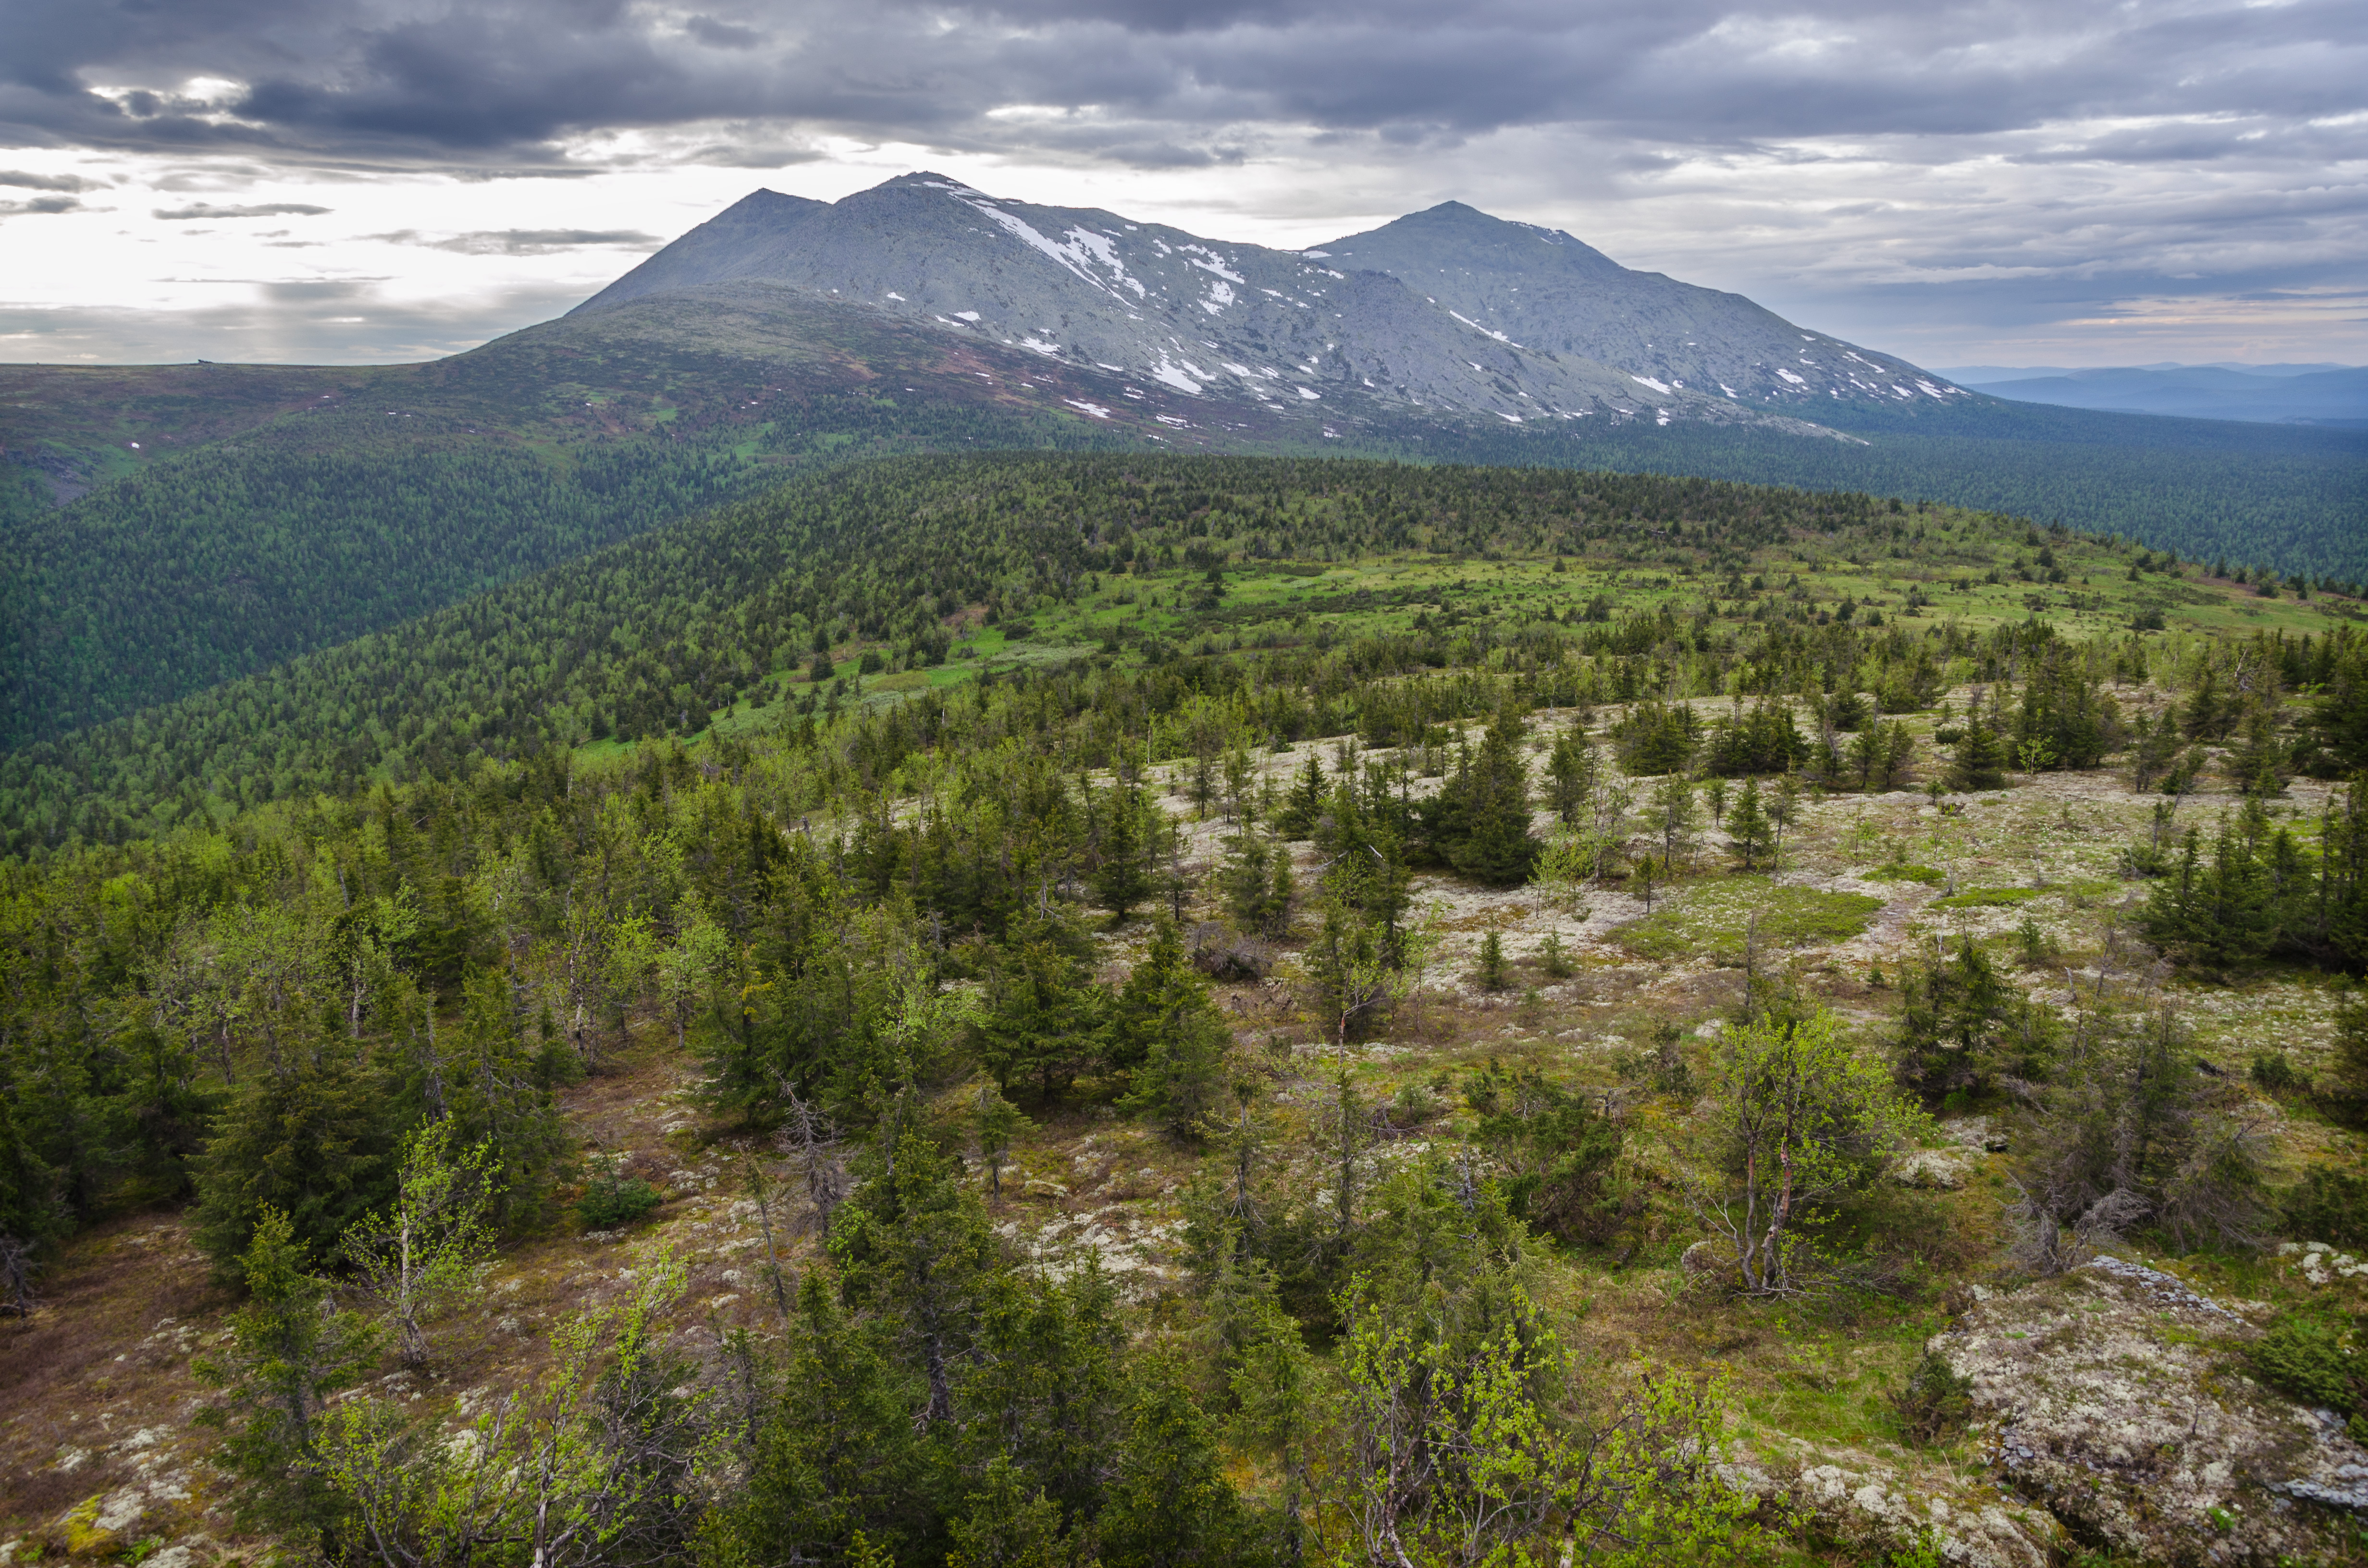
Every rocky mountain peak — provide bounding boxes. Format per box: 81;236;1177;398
571;172;1970;430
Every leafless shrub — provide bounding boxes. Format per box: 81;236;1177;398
2000;1005;2265;1276
1189;922;1273;981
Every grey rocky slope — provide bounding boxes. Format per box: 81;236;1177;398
576;172;1966;432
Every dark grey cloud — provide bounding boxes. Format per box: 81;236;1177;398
0;167;98;190
370;226;661;254
683;15;763;49
0;0;2351;161
153;200;332;218
0;0;2358;361
0;193;78;215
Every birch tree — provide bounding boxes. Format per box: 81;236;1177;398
1688;1009;1919;1295
341;1119;502;1369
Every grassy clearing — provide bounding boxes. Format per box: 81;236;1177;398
1929;886;2044;910
1863;863;1947;885
1620;881;1887;962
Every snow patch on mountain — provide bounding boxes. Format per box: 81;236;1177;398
1147;358;1204;394
1448;311;1516;345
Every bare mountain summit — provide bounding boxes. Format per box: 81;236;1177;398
575;172;1969;432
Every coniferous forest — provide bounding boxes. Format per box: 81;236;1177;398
12;452;2368;1566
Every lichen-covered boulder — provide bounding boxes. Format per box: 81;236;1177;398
1893;1149;1972;1190
1722;1443;2061;1567
1934;1253;2368;1564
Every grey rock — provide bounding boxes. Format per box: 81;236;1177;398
1936;1257;2368;1561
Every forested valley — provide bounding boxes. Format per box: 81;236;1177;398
9;286;2365;775
12;453;2368;1566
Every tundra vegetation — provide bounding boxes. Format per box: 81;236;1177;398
9;453;2368;1565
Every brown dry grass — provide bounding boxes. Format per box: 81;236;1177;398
0;1211;229;1542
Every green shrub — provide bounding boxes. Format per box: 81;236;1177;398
1930;886;2044;911
2283;1165;2368;1249
2248;1312;2366;1414
577;1155;662;1229
1869;863;1947;885
1892;1349;1974;1445
2250;1050;2310;1097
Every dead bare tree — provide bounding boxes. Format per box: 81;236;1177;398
0;1235;37;1317
2001;1004;2266;1275
775;1080;847;1233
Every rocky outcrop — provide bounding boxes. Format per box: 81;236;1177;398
1723;1443;2062;1567
1934;1254;2366;1564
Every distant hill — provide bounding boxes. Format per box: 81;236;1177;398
1940;362;2368;426
5;178;2365;759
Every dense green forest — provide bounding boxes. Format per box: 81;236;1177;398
1388;405;2368;581
14;453;2368;1565
2;398;1139;751
7;290;2362;777
21;452;2350;856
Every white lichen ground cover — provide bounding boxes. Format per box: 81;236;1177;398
11;687;2368;1566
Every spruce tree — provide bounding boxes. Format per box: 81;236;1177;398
947;1458;1081;1568
194;1207;382;1536
1218;830;1288;936
1544;731;1597;824
834;1096;999;1429
1113;922;1234;1139
1272;753;1326;839
700;1268;936;1565
436;966;569;1227
1949;719;2008;792
1098;1352;1247;1568
1726;777;1773;870
1446;705;1537;886
192;1017;395;1275
1092;783;1154;922
972;919;1108;1103
974;1083;1030;1200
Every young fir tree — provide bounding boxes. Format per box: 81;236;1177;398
1445;705;1538;886
1725;777;1773;870
1114;919;1234;1139
1217;829;1292;937
1092;783;1155;923
1543;730;1598;824
1097;1351;1248;1568
832;1096;999;1430
712;1270;937;1566
192;1014;396;1275
1649;773;1699;871
1474;930;1509;991
974;1083;1031;1200
971;919;1109;1103
1949;717;2009;792
194;1207;382;1538
1272;753;1326;840
436;965;570;1228
946;1457;1081;1568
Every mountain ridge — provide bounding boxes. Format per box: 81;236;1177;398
574;172;1973;432
1948;363;2368;426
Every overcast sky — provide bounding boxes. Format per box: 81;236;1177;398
0;0;2361;369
